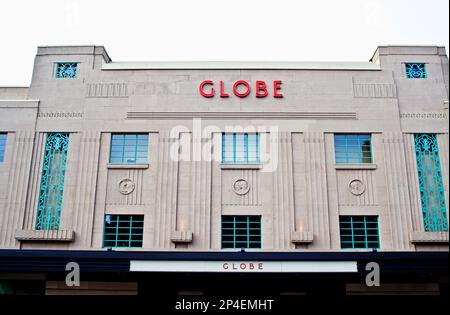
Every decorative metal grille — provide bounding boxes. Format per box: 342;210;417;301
339;216;380;249
103;215;144;248
55;62;78;78
222;133;259;164
0;133;6;162
414;134;448;232
405;63;427;79
222;215;262;249
110;133;148;164
36;133;69;230
334;134;372;164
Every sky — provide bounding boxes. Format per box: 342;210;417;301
0;0;448;86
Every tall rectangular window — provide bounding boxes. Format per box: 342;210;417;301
36;133;69;230
221;215;261;249
103;214;144;248
405;63;427;79
334;134;372;164
339;216;380;249
414;134;448;232
110;133;149;164
0;133;6;162
222;133;259;164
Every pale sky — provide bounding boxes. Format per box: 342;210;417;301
0;0;448;86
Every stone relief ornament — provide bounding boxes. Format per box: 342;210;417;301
118;178;135;195
233;179;250;195
348;179;366;196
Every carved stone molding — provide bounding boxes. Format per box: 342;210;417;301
410;231;449;243
291;231;314;243
15;229;75;242
171;230;193;243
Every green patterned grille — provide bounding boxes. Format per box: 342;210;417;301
414;134;448;232
35;133;69;230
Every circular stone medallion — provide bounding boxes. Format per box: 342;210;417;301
233;179;250;195
119;178;135;195
348;179;366;196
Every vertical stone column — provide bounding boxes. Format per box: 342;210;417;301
382;132;414;249
68;131;101;247
271;132;295;249
303;132;331;249
188;137;212;249
0;130;35;248
153;131;178;249
404;133;424;232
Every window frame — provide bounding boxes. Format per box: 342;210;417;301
103;214;144;248
334;133;373;164
221;215;262;249
221;133;260;164
109;133;149;164
339;215;380;250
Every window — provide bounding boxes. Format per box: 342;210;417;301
334;134;372;164
110;133;149;164
35;133;69;230
222;133;259;164
414;134;448;232
405;63;427;79
339;216;380;249
103;214;144;248
221;215;261;249
0;133;6;162
55;62;78;78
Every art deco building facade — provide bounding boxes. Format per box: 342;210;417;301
0;45;448;295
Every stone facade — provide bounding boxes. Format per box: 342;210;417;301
0;45;448;252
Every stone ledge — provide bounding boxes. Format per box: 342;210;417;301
107;163;149;169
171;231;193;243
335;164;377;170
220;164;262;170
410;231;449;243
15;229;75;242
291;231;313;244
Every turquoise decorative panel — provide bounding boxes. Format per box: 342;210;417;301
56;63;78;78
35;133;69;230
0;133;7;162
414;134;448;232
405;63;427;79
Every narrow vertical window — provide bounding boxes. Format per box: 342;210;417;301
222;133;260;164
36;133;69;230
0;133;7;162
405;63;427;79
414;134;448;232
